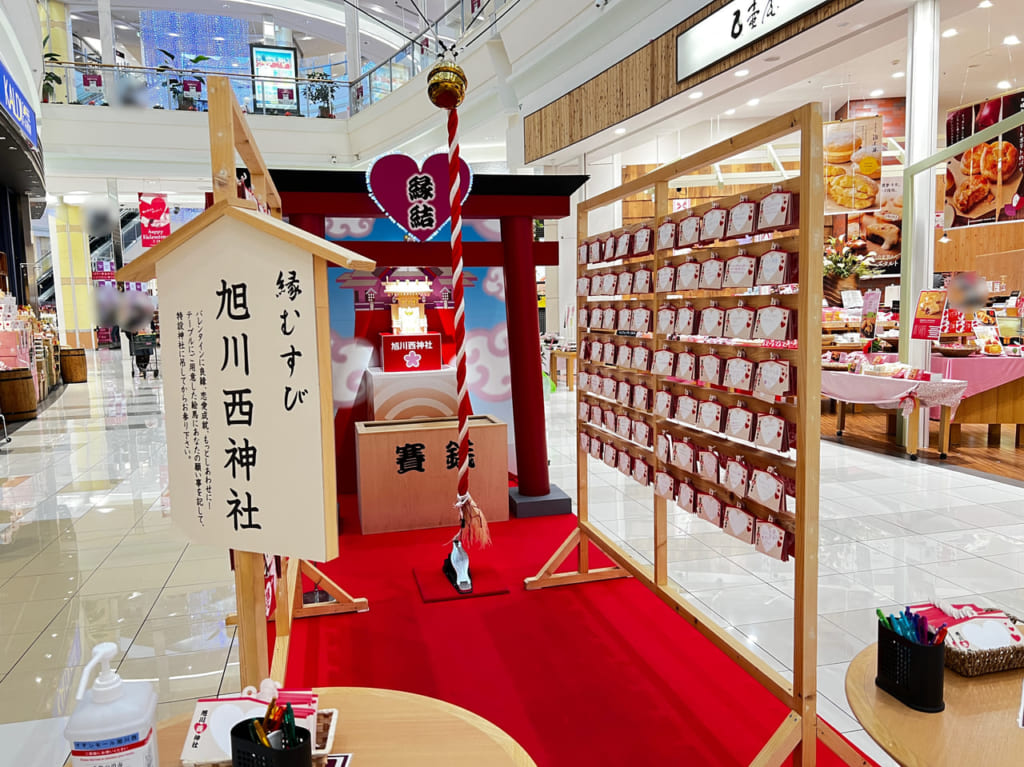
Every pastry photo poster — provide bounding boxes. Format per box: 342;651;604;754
847;176;902;275
823;115;884;216
945;88;1024;228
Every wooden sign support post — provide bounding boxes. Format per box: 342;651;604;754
118;77;375;690
525;103;860;766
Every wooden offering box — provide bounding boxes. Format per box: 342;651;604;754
355;415;509;534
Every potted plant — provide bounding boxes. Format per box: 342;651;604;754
303;71;337;117
41;35;62;103
155;49;210;110
823;235;880;305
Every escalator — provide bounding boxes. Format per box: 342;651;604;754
36;208;141;303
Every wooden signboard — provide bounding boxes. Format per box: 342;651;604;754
118;77;376;687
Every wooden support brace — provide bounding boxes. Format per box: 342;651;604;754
749;712;802;767
815;718;873;767
292;560;369;618
523;528;629;591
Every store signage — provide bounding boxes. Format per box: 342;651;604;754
250;45;298;113
676;0;829;82
0;58;37;147
139;193;171;247
92;259;116;281
911;290;948;341
366;153;472;242
82;74;103;94
381;332;443;372
158;234;329;560
859;290;881;339
182;79;202;96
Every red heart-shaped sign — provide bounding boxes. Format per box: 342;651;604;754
367;153;471;242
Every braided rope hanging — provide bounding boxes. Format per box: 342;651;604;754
429;53;489;549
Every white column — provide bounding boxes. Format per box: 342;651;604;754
345;1;362;80
98;0;116;103
903;0;940;442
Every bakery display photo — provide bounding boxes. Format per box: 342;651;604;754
944;91;1024;227
823;115;884;215
848;178;903;272
944;139;1023;224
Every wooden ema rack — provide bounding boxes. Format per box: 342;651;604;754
527;104;864;767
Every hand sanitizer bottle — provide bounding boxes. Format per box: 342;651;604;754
65;643;159;767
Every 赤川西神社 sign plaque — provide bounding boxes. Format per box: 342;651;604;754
159;215;330;561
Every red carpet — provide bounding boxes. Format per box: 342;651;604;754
412;565;510;603
286;498;878;766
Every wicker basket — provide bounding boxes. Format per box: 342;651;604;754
945;616;1024;677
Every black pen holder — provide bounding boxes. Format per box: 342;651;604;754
231;719;312;767
875;621;945;712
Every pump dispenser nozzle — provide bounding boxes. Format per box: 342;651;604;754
76;642;122;703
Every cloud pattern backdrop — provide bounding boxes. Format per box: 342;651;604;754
325;217;517;474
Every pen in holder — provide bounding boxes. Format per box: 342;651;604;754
875;621;945;713
231;719;312;767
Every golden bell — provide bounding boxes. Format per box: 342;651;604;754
427;60;467;110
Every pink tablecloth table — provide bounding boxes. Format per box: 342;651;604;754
821;371;969;458
873;353;1024;446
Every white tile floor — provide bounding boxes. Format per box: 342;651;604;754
0;351;237;767
4;354;1024;766
545;384;1024;767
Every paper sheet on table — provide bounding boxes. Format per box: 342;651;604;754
180;693;318;765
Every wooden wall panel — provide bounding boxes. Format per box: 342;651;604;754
935;221;1024;274
525;0;864;163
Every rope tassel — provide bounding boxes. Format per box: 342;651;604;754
456;493;491;548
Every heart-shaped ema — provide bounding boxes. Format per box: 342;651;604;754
367;153;472;241
959;618;1020;650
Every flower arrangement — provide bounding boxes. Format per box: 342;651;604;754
823;235;880;279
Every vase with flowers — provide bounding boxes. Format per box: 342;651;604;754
823;235;880;305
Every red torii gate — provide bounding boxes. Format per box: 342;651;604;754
274;169;587;514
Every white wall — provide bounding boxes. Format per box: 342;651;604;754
0;0;43;116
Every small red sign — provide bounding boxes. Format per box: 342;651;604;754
138;193;171;247
381;332;443;372
911;289;948;341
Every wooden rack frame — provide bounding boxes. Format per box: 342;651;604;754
527;104;864;766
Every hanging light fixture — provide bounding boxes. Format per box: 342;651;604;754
939;230;951;244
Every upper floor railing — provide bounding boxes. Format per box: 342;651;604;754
42;61;352;118
41;0;517;118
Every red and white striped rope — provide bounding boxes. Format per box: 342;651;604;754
447;107;471;502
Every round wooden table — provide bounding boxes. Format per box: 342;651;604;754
846;644;1024;767
157;686;536;766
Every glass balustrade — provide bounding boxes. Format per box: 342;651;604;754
42;0;511;118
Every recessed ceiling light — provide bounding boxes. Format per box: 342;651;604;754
979;0;993;7
747;98;760;106
167;32;180;37
614;127;626;135
115;23;132;29
724;108;736;115
301;35;313;40
69;14;79;19
870;89;885;98
764;55;781;62
689;91;703;100
1005;35;1021;45
892;71;905;79
735;69;749;77
998;80;1012;89
942;28;958;38
213;36;225;41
